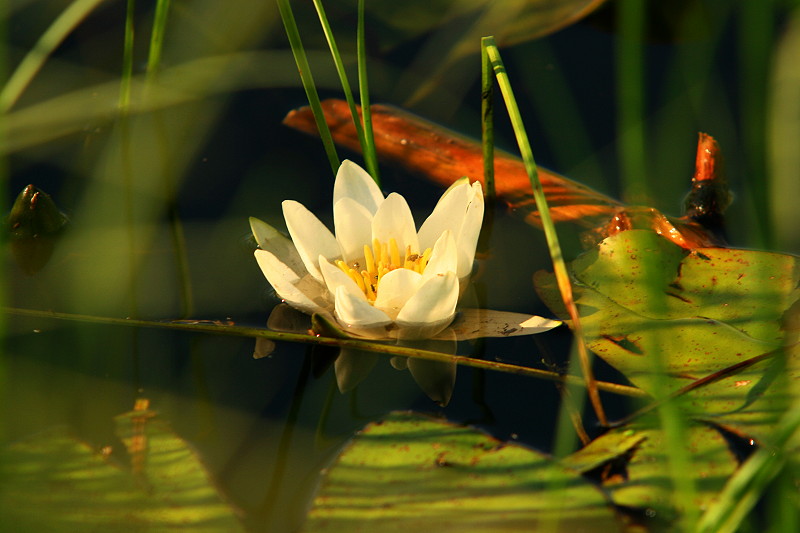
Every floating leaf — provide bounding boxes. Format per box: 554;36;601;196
564;422;738;523
301;411;622;532
0;403;243;531
535;230;800;443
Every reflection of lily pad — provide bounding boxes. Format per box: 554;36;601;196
535;231;799;443
0;403;242;531
301;411;621;532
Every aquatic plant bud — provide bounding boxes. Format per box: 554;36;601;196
7;184;69;275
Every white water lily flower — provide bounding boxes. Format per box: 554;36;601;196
251;160;484;340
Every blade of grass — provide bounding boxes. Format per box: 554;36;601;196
697;403;800;533
144;0;194;318
276;0;339;175
738;0;775;248
480;37;496;204
482;36;607;427
356;0;379;184
617;4;698;527
145;0;171;84
3;306;644;398
119;0;138;315
0;0;108;113
310;0;373;181
616;0;649;205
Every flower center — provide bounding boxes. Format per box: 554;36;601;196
336;238;432;302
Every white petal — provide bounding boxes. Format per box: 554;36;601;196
371;193;419;255
333;197;373;264
417;178;470;250
455;182;484;278
249;217;305;276
254;250;328;316
422;230;458;280
282;200;340;281
395;272;459;339
373;268;423;320
333;160;384;214
334;285;392;330
319;255;365;301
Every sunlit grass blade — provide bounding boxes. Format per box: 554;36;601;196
617;6;698;525
146;0;171;82
310;0;368;170
276;0;339;175
481;36;607;427
616;0;648;204
120;0;136;111
0;0;107;113
143;0;194;317
356;0;379;184
697;404;800;533
480;37;496;204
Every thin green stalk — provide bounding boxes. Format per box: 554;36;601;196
357;0;379;183
0;0;108;113
310;0;371;180
3;306;644;398
738;0;774;247
120;0;138;315
616;0;648;205
119;0;136;112
697;404;800;533
145;0;171;84
480;36;496;204
0;1;8;444
276;0;339;175
144;0;194;317
482;37;607;427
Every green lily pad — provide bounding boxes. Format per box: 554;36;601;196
301;411;622;532
564;422;738;522
0;403;242;532
534;231;800;443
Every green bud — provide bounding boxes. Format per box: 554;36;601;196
7;184;69;274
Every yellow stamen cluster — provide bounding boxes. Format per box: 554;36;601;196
336;238;432;301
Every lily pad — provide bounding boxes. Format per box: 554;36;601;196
534;230;800;443
0;403;242;532
564;422;738;522
301;411;621;532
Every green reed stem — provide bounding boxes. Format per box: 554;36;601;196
480;37;496;204
120;0;136;111
616;0;648;205
144;0;194;317
0;0;108;113
481;37;607;427
310;0;368;170
3;306;644;398
276;0;339;175
738;1;774;248
146;0;171;83
697;404;800;533
357;0;379;184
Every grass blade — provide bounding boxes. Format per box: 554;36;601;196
0;0;108;113
481;37;607;427
276;0;339;175
357;0;379;184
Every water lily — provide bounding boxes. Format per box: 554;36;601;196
251;160;484;340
